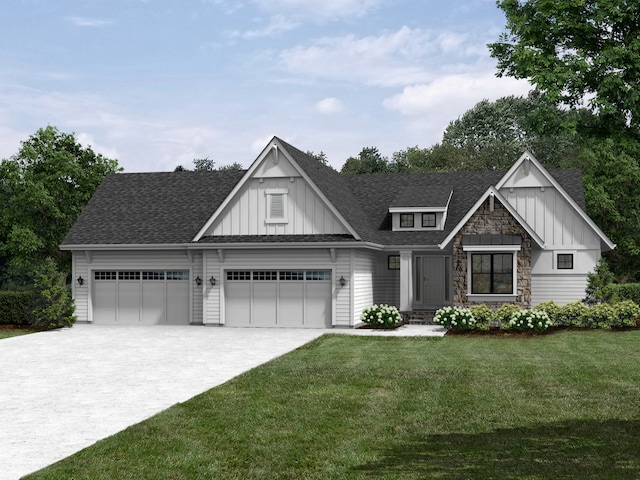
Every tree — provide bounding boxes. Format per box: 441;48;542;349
0;126;121;283
192;157;216;171
217;162;244;171
341;147;389;175
489;0;640;130
306;150;329;165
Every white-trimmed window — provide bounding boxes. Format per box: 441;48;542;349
557;253;574;270
471;253;514;294
265;189;288;224
400;213;414;228
422;213;436;228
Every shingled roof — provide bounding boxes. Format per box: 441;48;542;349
61;140;588;247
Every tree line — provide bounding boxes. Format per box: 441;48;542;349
1;0;639;287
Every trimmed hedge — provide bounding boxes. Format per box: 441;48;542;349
0;291;35;325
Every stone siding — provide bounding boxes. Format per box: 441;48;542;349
453;198;532;309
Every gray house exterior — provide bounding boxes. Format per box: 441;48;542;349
60;137;615;327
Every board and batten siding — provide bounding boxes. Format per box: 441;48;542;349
373;252;400;308
207;177;349;236
202;248;353;326
70;249;201;323
501;187;599;248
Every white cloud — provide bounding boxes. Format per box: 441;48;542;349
236;15;299;38
252;0;382;20
316;97;343;114
68;17;112;27
383;73;532;117
280;26;436;87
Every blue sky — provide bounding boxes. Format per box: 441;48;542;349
1;0;531;171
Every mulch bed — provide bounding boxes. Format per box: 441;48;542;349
357;322;407;330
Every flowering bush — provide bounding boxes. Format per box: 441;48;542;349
468;304;494;328
556;301;589;327
611;300;640;328
508;309;553;332
433;306;476;329
584;303;615;329
360;304;403;327
494;303;522;327
534;300;561;325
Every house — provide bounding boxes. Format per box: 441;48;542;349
60;137;615;327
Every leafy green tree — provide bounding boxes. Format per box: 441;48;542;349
305;150;329;166
489;0;640;130
0;126;121;283
193;157;216;171
341;147;389;175
217;162;244;171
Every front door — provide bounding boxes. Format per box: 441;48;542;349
414;256;451;308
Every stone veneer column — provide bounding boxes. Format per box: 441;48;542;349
453;197;532;309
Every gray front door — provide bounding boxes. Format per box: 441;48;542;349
414;256;450;308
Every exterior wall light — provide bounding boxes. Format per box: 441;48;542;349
195;276;202;286
77;276;84;286
339;276;346;287
209;276;216;286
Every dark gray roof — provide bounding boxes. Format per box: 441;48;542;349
390;185;453;209
61;138;588;248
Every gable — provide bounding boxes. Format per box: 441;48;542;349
197;138;354;238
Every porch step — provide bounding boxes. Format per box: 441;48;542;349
401;310;437;325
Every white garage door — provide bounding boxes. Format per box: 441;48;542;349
225;270;332;328
92;270;189;325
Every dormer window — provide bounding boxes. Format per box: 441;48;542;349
400;214;414;228
422;213;436;228
389;187;453;232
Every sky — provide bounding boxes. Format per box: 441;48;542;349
1;0;532;172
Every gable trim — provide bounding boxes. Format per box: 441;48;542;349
496;151;615;251
438;186;545;250
192;137;361;242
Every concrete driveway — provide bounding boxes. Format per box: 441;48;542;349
0;325;326;479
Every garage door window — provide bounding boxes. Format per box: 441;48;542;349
280;271;304;281
143;271;165;280
306;271;332;281
254;271;278;281
227;271;251;281
95;271;116;280
119;271;140;280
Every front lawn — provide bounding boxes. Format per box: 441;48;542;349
0;326;37;340
27;331;640;479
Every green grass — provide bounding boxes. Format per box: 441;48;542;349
26;331;640;479
0;327;36;339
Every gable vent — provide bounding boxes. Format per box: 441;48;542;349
270;194;285;218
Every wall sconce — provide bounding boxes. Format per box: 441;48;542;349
77;276;84;286
209;276;216;286
339;276;346;287
195;276;202;286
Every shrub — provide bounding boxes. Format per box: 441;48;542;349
606;283;640;305
611;300;640;328
557;301;589;327
508;309;553;332
494;303;522;327
0;291;35;325
360;304;403;328
468;304;493;328
584;258;614;305
584;303;615;329
31;258;76;330
433;306;476;329
534;300;561;326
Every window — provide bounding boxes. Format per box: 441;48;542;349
306;271;331;281
253;271;278;281
266;189;288;223
166;271;189;280
227;271;251;281
471;253;513;294
422;213;436;228
400;214;414;228
388;255;400;270
557;253;574;270
94;271;116;280
118;271;140;280
280;271;304;281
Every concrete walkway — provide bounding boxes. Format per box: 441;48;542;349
0;324;444;479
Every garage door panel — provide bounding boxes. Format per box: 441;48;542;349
93;282;116;324
142;282;165;325
224;269;331;328
118;282;141;323
279;283;304;326
305;282;332;327
166;282;189;325
225;282;251;326
252;283;277;326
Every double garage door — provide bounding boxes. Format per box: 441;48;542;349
92;270;189;325
225;270;332;328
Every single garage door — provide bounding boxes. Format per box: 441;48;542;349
92;270;189;325
225;270;332;328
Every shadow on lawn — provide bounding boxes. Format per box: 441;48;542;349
355;419;640;479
